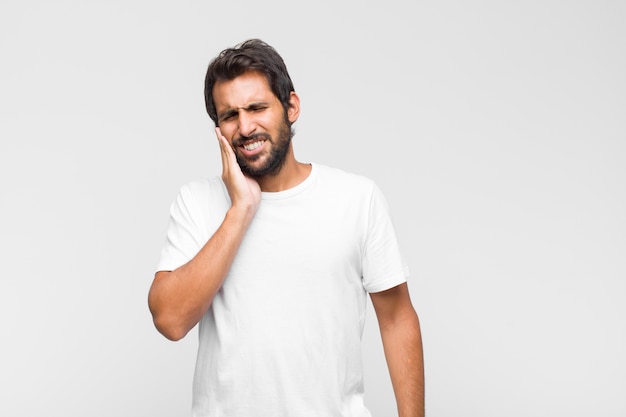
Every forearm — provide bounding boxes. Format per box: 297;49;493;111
380;311;425;417
148;205;255;340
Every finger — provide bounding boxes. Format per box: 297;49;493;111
215;127;232;171
215;127;227;153
217;128;238;159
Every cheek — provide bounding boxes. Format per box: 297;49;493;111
263;112;286;130
218;123;237;140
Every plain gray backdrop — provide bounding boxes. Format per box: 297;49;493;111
1;0;624;416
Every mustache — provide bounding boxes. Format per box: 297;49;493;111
233;133;271;147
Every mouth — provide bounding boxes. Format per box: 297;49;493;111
242;140;265;151
235;134;270;157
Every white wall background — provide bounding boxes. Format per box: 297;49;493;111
1;1;624;416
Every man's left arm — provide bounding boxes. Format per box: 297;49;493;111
370;282;425;417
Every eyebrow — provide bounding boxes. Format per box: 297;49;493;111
217;102;270;122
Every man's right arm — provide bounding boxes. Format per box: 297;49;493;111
148;128;261;341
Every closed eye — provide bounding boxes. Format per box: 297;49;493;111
248;104;268;112
218;102;270;123
218;110;238;123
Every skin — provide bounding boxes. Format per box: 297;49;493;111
371;283;425;417
148;70;424;416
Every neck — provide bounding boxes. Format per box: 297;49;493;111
256;147;311;192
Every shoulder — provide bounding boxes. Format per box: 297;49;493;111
314;164;377;194
313;164;392;215
178;176;226;198
173;176;230;212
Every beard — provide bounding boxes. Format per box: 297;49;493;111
234;117;293;178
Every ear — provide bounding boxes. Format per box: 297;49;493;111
286;91;300;123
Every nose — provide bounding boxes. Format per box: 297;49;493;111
237;110;257;137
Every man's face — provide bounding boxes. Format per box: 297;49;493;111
213;71;296;178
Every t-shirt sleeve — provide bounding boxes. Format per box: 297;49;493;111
361;183;410;293
156;183;206;273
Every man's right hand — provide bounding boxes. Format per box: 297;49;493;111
148;129;262;341
216;127;261;217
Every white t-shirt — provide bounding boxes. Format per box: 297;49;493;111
157;163;409;417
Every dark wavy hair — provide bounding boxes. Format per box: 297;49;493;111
204;39;295;125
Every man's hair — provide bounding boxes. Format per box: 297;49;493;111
204;39;295;125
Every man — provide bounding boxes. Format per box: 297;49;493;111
148;39;424;417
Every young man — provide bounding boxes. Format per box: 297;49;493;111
148;39;424;417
